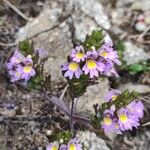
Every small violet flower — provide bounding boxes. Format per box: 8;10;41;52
61;61;82;79
6;49;25;69
82;50;104;78
104;89;121;102
59;138;82;150
70;46;85;62
18;64;35;81
102;113;114;133
46;142;58;150
34;48;49;59
117;108;139;131
98;42;121;65
127;100;144;119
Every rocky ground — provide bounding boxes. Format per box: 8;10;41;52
0;0;150;150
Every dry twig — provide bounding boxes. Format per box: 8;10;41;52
59;84;69;100
3;0;30;21
141;122;150;127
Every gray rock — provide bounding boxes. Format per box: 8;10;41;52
33;27;73;82
117;0;135;7
118;82;150;94
77;130;110;150
70;0;110;41
16;2;63;41
76;78;109;117
17;0;110;43
131;0;150;11
123;42;150;65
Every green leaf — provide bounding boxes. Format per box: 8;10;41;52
18;39;34;56
83;30;105;50
129;64;143;74
68;74;89;97
116;40;125;60
57;130;72;143
28;75;43;89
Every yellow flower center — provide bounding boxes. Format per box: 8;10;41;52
75;52;84;59
51;146;58;150
69;144;76;150
68;62;79;71
15;72;20;77
87;59;97;69
103;117;112;125
119;114;128;123
112;95;117;101
100;51;108;57
23;66;32;73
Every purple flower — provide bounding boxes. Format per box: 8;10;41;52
18;65;36;81
23;55;33;65
101;107;121;133
102;62;119;77
8;67;22;82
46;142;58;150
82;59;105;78
104;89;121;102
117;108;140;131
98;42;121;65
127;100;144;119
134;101;144;118
82;50;105;78
60;138;82;150
7;49;25;69
70;46;85;62
102;115;114;133
61;61;82;79
112;119;122;134
34;48;49;59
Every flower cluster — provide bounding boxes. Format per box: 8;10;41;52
7;49;35;82
61;42;120;79
47;138;82;150
135;10;150;32
101;90;144;134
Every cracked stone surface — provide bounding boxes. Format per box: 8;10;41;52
123;42;150;65
77;130;110;150
70;0;111;41
16;0;70;41
131;0;150;11
32;27;73;82
76;78;109;117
